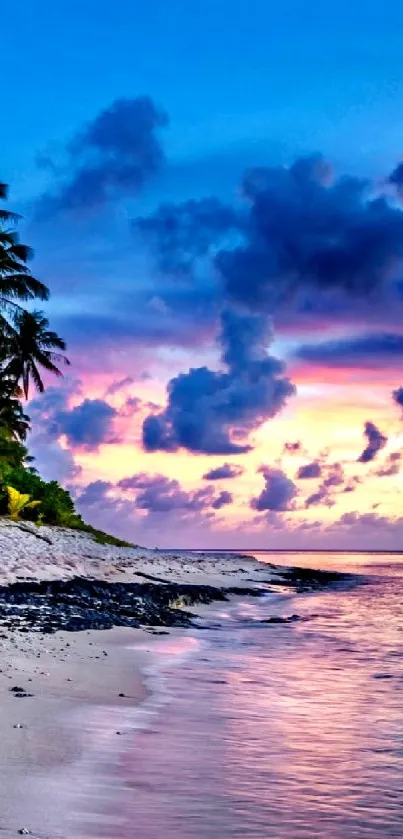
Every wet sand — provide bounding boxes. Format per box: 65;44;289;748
0;625;169;838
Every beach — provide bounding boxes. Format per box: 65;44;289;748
0;520;283;838
0;526;402;837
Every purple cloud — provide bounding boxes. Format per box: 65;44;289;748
211;490;233;509
203;463;244;480
143;308;295;455
251;466;297;512
117;472;228;515
297;461;322;479
393;387;403;409
358;422;387;463
376;452;401;477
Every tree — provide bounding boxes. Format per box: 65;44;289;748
5;309;70;399
0;184;49;324
0;373;30;440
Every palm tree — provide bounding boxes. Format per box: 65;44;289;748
0;372;30;441
0;183;49;323
5;310;70;399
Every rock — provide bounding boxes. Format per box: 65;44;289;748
13;723;24;729
18;830;32;835
118;692;126;698
261;615;301;624
9;686;25;693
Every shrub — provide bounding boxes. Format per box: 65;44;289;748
6;486;41;521
0;466;82;527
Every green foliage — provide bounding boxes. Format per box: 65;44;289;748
0;466;82;526
0;427;31;468
6;485;40;520
76;522;133;547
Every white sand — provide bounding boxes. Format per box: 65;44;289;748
0;519;278;837
0;518;276;588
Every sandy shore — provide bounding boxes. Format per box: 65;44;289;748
0;518;275;589
0;621;203;839
0;520;281;838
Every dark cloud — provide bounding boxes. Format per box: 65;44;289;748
358;421;387;463
296;333;403;369
136;154;403;338
388;162;403;197
135;198;239;277
217;154;403;309
376;452;401;477
78;480;113;507
297;461;322;479
142;308;295;454
38;97;168;215
117;472;226;515
203;462;244;480
211;490;233;509
392;387;403;409
251;466;297;512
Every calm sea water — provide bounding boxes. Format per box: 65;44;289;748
81;553;403;839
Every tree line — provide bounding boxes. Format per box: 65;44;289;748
0;182;129;544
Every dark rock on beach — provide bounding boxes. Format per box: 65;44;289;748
0;577;234;634
267;565;358;593
0;564;353;636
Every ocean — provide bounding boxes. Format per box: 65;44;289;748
79;552;403;838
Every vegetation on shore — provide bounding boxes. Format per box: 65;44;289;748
0;182;132;547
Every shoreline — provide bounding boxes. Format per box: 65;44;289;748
0;521;353;837
0;622;207;839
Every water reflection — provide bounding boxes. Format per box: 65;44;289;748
79;565;403;838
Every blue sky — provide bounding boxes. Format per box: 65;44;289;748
4;0;403;195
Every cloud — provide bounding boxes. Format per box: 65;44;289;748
296;333;403;369
376;452;401;477
78;480;114;506
142;307;295;454
135;197;239;278
136;153;403;342
216;154;403;309
29;384;120;452
306;462;345;507
203;462;244;480
117;472;228;516
56;398;118;450
388;162;403;198
211;490;233;509
392;386;403;409
297;461;322;479
357;421;387;463
251;466;297;512
38;96;168;215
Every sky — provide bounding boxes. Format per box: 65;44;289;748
2;0;403;549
